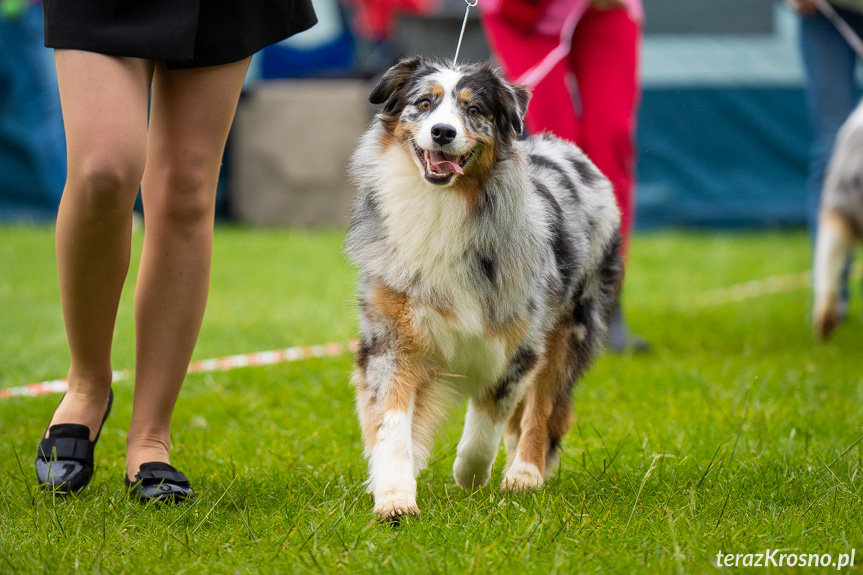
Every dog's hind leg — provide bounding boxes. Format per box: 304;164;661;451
501;229;621;491
500;365;575;482
502;323;573;492
503;292;612;491
813;209;855;340
452;346;540;491
453;397;508;490
544;373;576;480
502;400;524;473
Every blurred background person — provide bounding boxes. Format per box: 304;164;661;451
480;0;648;352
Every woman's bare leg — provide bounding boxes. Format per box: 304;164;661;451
48;50;154;440
125;58;251;478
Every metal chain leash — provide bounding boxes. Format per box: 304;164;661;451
453;0;478;64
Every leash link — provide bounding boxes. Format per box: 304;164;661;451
453;0;478;65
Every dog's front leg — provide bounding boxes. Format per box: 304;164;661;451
368;394;419;521
355;340;429;521
354;282;441;520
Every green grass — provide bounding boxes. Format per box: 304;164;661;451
1;224;862;574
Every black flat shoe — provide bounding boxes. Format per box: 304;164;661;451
35;388;114;493
125;462;193;504
608;304;651;354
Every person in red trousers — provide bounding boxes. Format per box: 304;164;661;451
481;0;648;352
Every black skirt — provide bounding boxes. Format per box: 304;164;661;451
43;0;317;69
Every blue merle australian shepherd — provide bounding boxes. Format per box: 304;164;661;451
345;56;623;521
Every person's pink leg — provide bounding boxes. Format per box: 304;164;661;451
569;7;641;256
570;9;649;352
125;58;250;478
480;12;580;142
48;50;154;439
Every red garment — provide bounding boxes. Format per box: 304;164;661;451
481;7;641;256
346;0;438;41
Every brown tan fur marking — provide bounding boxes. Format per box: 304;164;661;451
820;208;858;241
486;314;530;359
394;122;421;145
355;372;381;448
451;140;499;216
356;283;438;450
368;283;428;412
514;322;573;473
430;83;444;100
503;400;524;470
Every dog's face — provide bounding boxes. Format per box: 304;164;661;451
369;57;531;187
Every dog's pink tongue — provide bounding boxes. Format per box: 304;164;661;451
429;150;463;175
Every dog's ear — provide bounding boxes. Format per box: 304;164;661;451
369;56;425;115
480;62;531;138
505;83;531;137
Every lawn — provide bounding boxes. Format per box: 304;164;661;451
1;224;861;574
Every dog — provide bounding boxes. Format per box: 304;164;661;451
345;56;623;521
812;99;863;340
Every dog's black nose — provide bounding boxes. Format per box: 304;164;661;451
431;124;457;145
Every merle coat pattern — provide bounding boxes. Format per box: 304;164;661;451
813;99;863;339
345;56;623;521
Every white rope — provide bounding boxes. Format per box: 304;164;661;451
815;0;863;60
515;2;586;87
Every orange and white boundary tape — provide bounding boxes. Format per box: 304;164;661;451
2;261;860;400
691;271;812;309
690;261;863;309
0;340;359;401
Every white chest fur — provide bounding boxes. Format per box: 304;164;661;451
414;302;508;394
375;147;510;388
376;146;487;322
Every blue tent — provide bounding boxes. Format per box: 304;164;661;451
0;4;66;221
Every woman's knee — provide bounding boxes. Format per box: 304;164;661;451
66;156;144;218
144;160;218;226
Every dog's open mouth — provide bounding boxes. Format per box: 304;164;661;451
413;141;473;184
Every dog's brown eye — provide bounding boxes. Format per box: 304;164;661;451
418;99;432;110
468;106;480;117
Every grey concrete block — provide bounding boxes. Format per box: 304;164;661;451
230;80;371;227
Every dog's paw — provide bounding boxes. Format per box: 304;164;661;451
813;302;841;340
501;459;544;493
453;457;492;491
373;498;421;523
